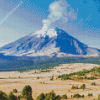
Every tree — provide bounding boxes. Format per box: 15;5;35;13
0;91;8;100
7;92;17;100
22;85;33;100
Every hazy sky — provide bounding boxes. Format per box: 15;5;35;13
0;0;100;49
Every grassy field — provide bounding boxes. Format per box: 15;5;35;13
0;63;100;100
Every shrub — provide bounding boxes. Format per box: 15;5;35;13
71;85;78;89
80;84;86;90
61;75;70;80
91;82;96;86
61;94;67;99
55;95;60;100
98;95;100;100
17;95;22;100
73;94;84;98
7;92;17;100
88;93;93;97
37;93;45;100
44;90;60;100
73;94;80;98
76;72;85;76
13;89;18;93
84;76;96;80
0;91;8;100
89;76;96;80
50;76;54;81
37;77;39;79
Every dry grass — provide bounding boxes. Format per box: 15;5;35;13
0;63;100;100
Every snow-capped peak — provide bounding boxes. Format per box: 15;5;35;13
31;28;57;38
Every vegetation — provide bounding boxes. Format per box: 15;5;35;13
0;85;34;100
58;66;100;81
7;92;17;100
80;84;86;90
50;76;54;81
71;85;79;89
22;85;33;100
37;77;39;79
91;82;96;86
73;94;84;98
88;93;93;97
44;90;60;100
0;54;100;72
12;89;18;93
0;91;8;100
1;85;100;100
37;90;60;100
61;94;67;99
98;95;100;100
37;93;45;100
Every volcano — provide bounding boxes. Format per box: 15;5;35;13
0;27;100;57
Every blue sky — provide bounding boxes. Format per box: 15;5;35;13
0;0;100;49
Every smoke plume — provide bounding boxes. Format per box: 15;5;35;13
41;0;77;32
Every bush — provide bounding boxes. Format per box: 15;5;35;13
0;91;8;100
44;90;56;100
37;77;39;79
61;94;67;99
13;89;18;93
73;94;84;98
44;90;60;100
61;75;70;80
91;82;96;86
37;93;45;100
88;93;93;97
17;95;22;100
71;85;78;89
84;76;96;80
55;95;60;100
7;92;17;100
80;84;86;90
50;76;54;81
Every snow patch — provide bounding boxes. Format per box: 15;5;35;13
31;28;57;38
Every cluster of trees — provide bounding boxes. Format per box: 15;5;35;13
37;90;60;100
1;84;100;100
0;91;17;100
0;85;33;100
1;55;100;72
58;66;100;80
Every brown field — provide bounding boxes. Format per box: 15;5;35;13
0;63;100;100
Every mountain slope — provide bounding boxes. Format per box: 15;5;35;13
0;27;100;57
